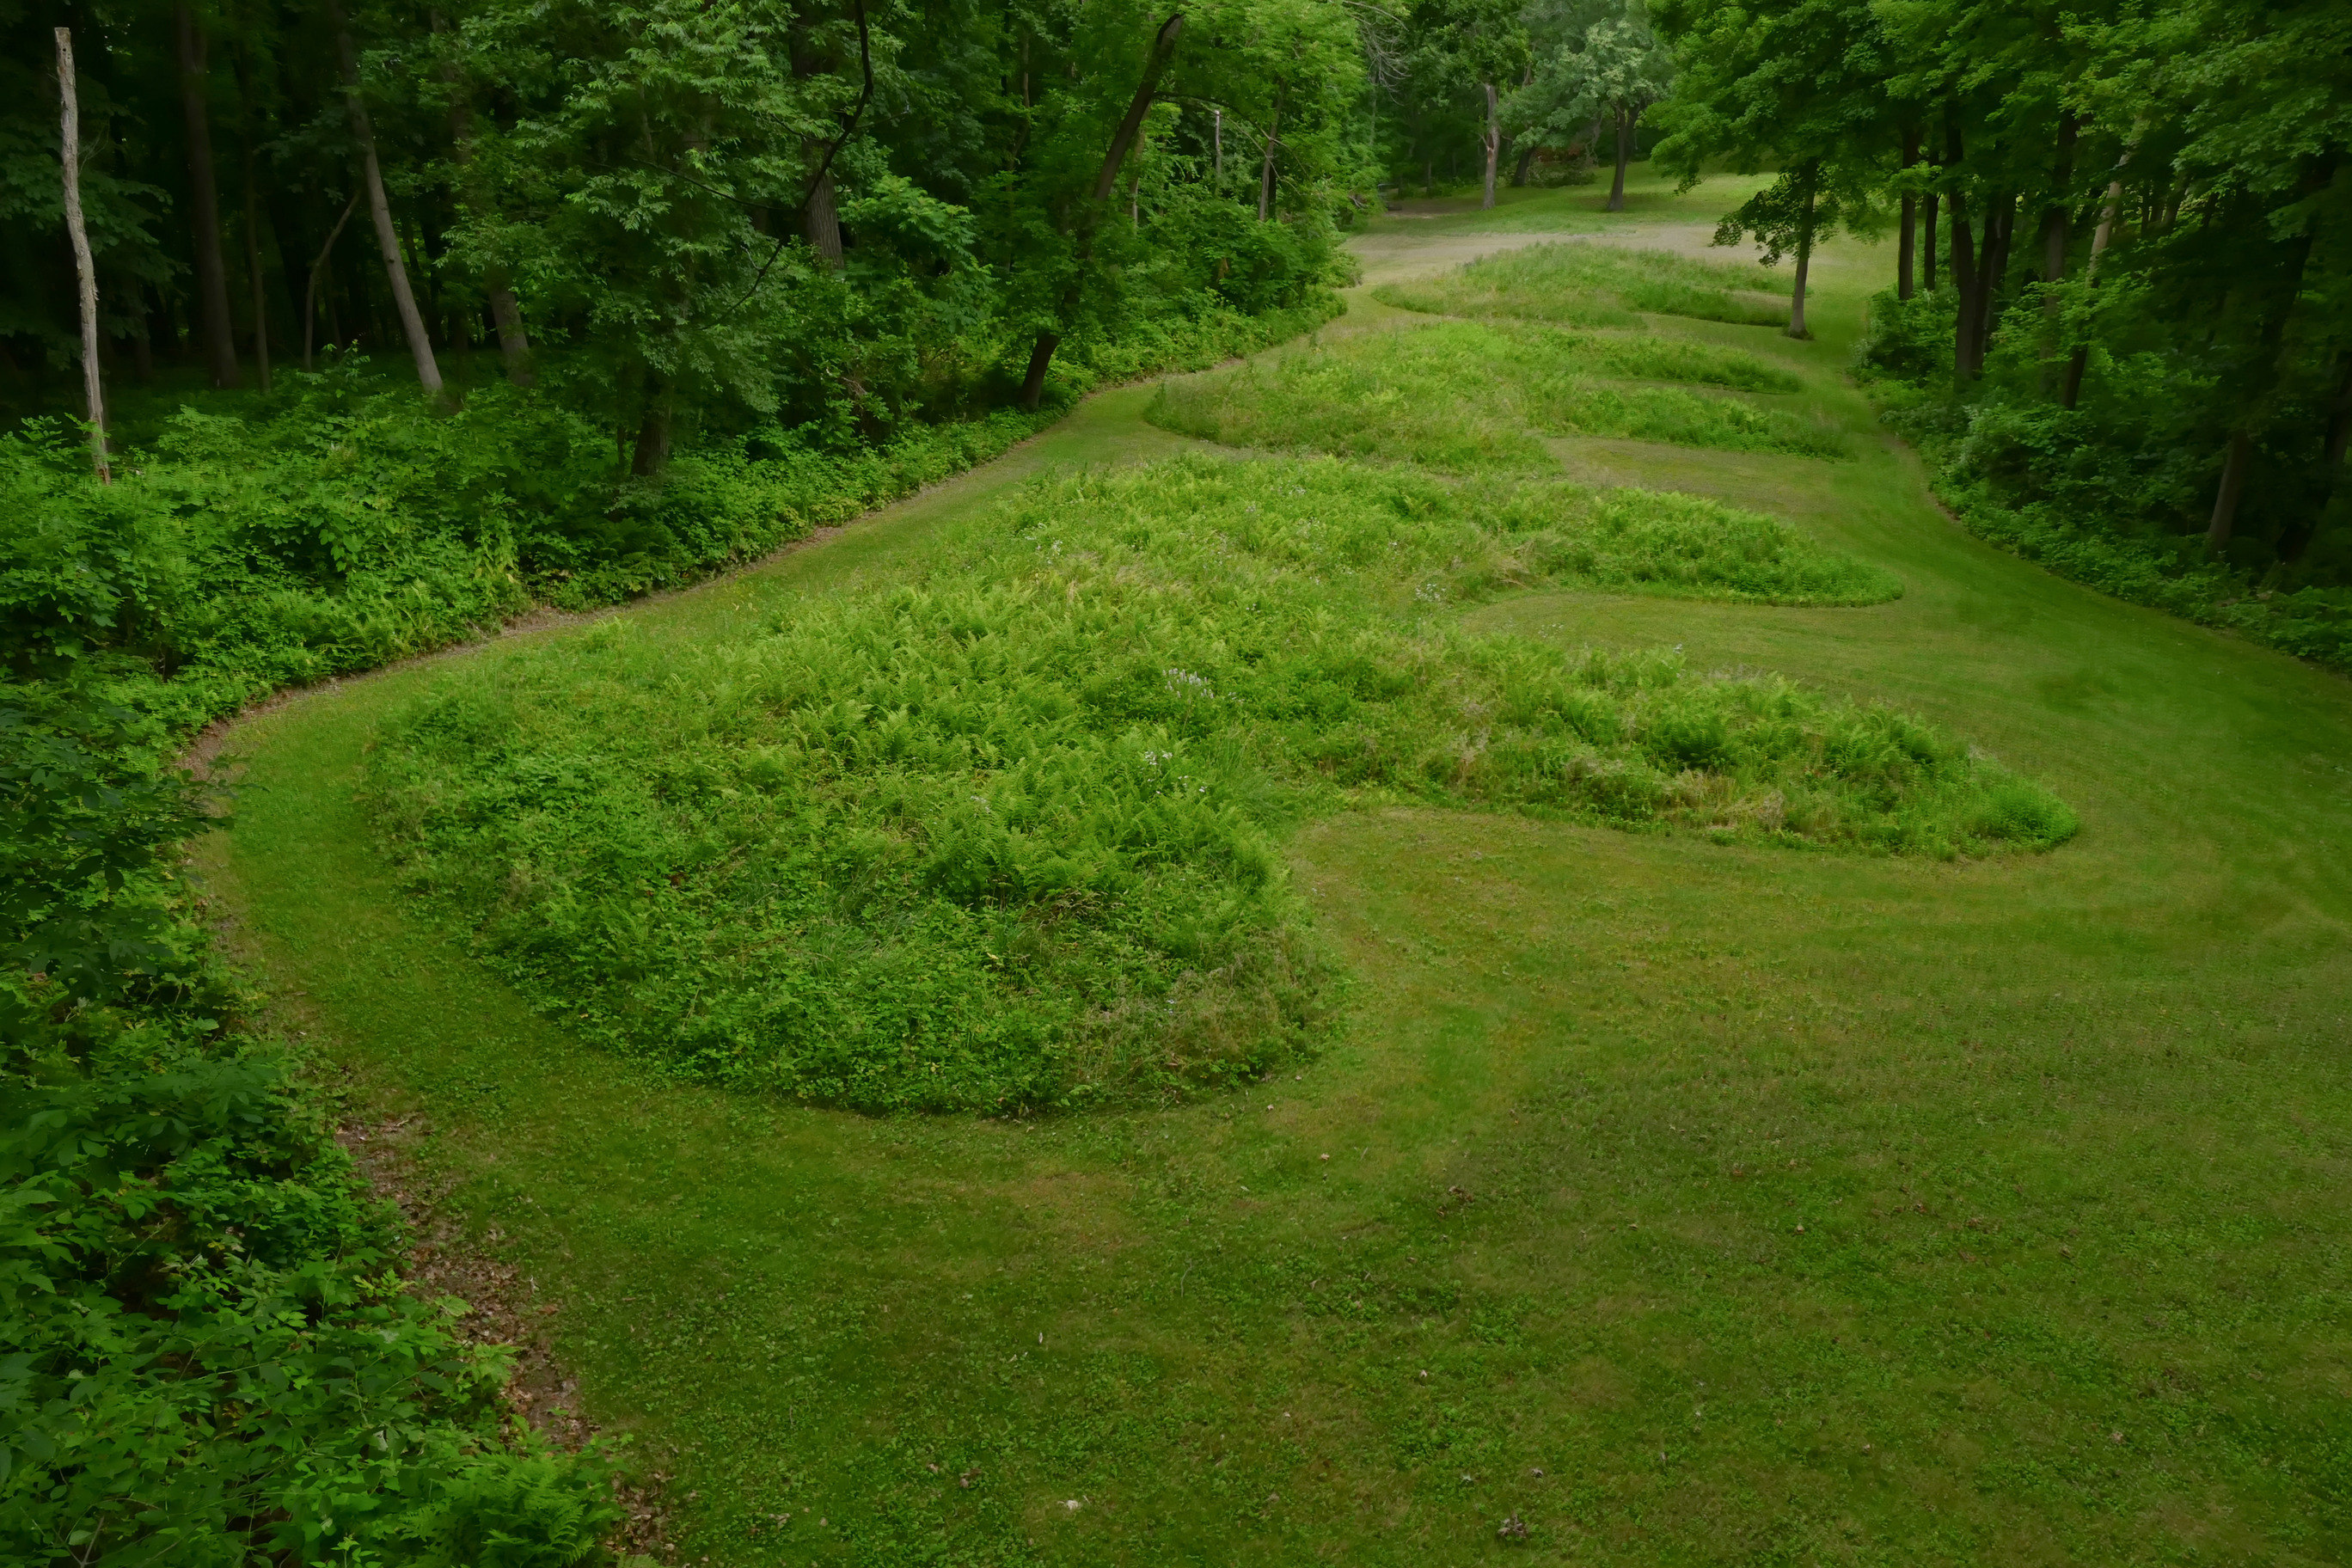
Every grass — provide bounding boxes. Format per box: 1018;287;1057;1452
198;178;2352;1566
360;456;2003;1113
1147;320;1845;469
1373;242;1792;329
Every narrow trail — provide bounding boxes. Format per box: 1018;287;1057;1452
199;174;2352;1567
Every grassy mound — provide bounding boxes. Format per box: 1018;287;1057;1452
363;456;2060;1113
1148;320;1844;470
1373;242;1792;328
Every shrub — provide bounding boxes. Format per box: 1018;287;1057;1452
0;692;624;1567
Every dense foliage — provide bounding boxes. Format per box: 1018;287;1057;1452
1651;0;2352;668
0;694;624;1566
362;452;2068;1113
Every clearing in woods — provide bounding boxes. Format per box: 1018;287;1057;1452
200;169;2352;1565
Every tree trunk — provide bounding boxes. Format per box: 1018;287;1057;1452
1607;107;1632;211
330;0;444;396
55;28;110;481
1020;12;1185;412
804;157;845;266
2202;160;2341;549
1213;107;1222;183
242;145;272;392
2037;113;2076;390
1019;330;1059;412
1971;194;2014;372
2206;429;2252;549
175;4;240;389
304;190;361;370
440;28;534;384
2061;153;2131;410
1259;91;1283;222
1513;145;1535;187
1786;163;1818;340
1897;128;1920;300
631;390;673;477
1924;192;1939;291
1480;82;1498;210
1948;186;1977;378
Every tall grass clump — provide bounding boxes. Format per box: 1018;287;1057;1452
1374;243;1792;328
364;456;2057;1114
1148;321;1841;470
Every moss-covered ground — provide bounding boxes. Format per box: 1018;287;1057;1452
199;165;2352;1565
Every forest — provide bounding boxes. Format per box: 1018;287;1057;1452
3;0;2349;1562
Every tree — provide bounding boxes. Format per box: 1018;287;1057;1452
1508;0;1670;211
1652;0;1890;328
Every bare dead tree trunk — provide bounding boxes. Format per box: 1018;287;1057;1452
175;4;240;389
1480;82;1498;210
1607;106;1632;211
55;28;109;481
1212;107;1222;182
304;190;362;370
329;0;444;397
1021;12;1185;412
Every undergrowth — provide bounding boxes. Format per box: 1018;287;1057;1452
1372;243;1792;328
1857;290;2352;674
1147;320;1842;470
363;455;2061;1114
0;694;624;1566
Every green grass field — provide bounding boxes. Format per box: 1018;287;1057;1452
199;165;2352;1566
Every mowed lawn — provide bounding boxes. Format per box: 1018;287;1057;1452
202;168;2352;1565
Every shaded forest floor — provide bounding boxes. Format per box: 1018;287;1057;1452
198;165;2352;1566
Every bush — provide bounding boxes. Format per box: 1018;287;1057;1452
0;692;624;1567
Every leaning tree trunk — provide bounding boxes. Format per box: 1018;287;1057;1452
55;28;109;481
329;0;444;397
1020;12;1185;412
1606;106;1632;211
175;4;240;389
1480;82;1498;210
